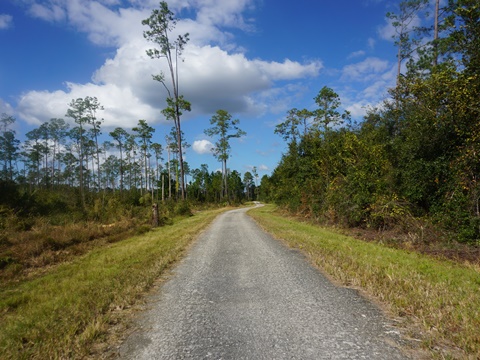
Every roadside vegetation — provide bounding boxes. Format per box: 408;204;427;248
0;207;227;359
0;0;479;358
252;5;480;357
0;1;254;282
258;0;480;251
249;204;480;359
252;5;480;356
0;3;256;357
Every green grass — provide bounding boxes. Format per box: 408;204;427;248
0;208;226;359
249;204;480;359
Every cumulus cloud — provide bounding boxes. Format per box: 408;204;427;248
181;45;321;114
0;14;13;29
347;50;365;59
245;164;269;172
17;82;159;128
194;0;256;31
338;56;397;121
345;102;368;118
18;39;321;126
193;139;214;154
22;0;256;47
15;0;322;128
341;57;390;82
0;99;14;115
26;1;146;46
29;3;66;22
361;68;396;100
367;37;376;49
377;14;422;42
253;58;322;81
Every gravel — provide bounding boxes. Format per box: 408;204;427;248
117;206;410;359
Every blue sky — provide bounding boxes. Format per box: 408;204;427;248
0;0;402;178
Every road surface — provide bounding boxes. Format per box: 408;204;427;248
117;206;410;359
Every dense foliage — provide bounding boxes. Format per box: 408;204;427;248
260;0;480;244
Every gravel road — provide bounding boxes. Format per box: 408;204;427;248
117;206;410;359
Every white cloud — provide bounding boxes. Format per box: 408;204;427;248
244;164;269;173
180;45;321;114
341;57;390;82
17;82;159;128
253;58;322;81
0;99;14;115
18;41;322;126
340;61;397;120
25;1;149;46
346;102;368;118
193;139;214;154
347;50;366;59
377;14;422;42
0;14;13;29
377;18;396;41
29;3;66;22
176;18;232;48
23;0;257;47
195;0;255;30
367;37;376;49
14;0;322;128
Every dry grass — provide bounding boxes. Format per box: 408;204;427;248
0;217;147;284
249;204;480;359
0;208;227;359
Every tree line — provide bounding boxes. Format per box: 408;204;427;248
0;106;253;207
0;2;255;223
260;0;480;243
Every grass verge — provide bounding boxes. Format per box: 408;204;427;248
0;208;226;359
249;204;480;359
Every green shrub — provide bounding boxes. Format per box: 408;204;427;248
0;255;15;270
135;224;151;235
175;200;192;216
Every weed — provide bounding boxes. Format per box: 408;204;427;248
249;204;480;359
134;224;151;235
0;208;226;359
0;254;16;269
175;200;192;216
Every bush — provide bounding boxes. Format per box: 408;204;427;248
0;180;21;209
135;224;151;235
0;255;16;270
30;189;69;216
435;190;480;244
364;194;411;230
175;200;192;216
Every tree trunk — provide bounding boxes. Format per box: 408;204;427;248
167;146;172;199
152;203;159;227
176;118;186;200
223;159;228;201
433;0;440;67
162;173;165;202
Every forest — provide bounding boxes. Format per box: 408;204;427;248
260;0;480;249
1;0;479;277
0;2;256;276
